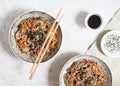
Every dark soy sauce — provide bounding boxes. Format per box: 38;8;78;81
88;15;101;29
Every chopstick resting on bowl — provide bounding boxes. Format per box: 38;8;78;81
29;9;63;80
30;8;62;74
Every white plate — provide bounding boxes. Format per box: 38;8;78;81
101;31;120;58
59;55;112;86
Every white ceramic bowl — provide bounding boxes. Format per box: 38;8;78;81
8;11;62;63
59;55;112;86
85;13;102;29
101;31;120;58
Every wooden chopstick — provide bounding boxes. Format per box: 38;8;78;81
30;8;62;73
29;15;63;80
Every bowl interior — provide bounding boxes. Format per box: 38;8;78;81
9;11;62;63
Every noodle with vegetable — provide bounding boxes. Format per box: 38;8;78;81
64;59;107;86
15;16;58;58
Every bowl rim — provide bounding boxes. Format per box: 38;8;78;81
59;55;112;86
8;10;62;63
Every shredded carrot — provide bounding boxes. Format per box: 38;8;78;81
19;40;25;47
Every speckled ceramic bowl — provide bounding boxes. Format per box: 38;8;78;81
59;55;112;86
8;11;62;63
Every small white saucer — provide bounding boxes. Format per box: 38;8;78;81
101;31;120;58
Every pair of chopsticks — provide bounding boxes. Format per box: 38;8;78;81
29;8;63;80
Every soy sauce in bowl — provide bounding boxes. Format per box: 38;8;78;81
88;15;101;29
85;14;102;29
